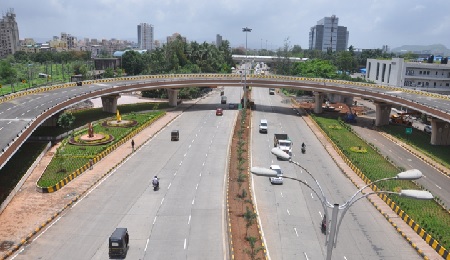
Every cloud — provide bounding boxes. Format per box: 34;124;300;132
2;0;449;50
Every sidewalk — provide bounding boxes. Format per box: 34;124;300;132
300;110;443;260
0;102;195;259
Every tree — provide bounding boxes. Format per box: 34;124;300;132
335;51;357;74
57;112;76;134
0;60;18;84
103;67;115;78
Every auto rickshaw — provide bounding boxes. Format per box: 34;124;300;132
109;228;129;259
171;130;179;141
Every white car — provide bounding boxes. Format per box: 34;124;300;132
424;125;432;134
269;165;283;185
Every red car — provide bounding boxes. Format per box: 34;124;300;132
216;108;223;116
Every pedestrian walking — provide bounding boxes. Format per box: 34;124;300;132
131;139;135;152
89;159;93;170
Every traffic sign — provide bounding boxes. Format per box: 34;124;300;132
406;128;413;134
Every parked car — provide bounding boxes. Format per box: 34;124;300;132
216;108;223;116
424;125;432;134
269;165;283;184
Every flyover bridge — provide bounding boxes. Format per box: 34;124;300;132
1;73;450;169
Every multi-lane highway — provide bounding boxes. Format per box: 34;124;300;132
250;87;422;259
11;88;243;259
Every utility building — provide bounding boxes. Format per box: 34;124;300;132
309;15;348;52
0;9;20;58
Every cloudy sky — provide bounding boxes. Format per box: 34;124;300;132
2;0;450;50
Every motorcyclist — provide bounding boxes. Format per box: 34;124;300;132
152;176;159;188
302;142;306;148
321;215;327;233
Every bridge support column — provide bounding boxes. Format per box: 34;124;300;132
167;89;179;107
101;94;120;113
430;118;450;145
374;102;392;126
314;92;324;113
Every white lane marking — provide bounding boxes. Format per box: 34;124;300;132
304;252;309;260
202;162;205;166
188;215;191;225
179;161;182;166
184;153;187;157
153;216;157;225
196;184;199;190
7;107;11;111
184;238;187;249
294;227;299;237
168;183;172;189
174;172;177;176
199;173;202;177
344;256;348;260
161;198;164;205
192;139;194;143
192;199;195;205
33;216;61;241
189;144;191;148
287;209;290;215
21;113;25;116
310;193;314;199
26;110;30;113
319;211;324;219
280;192;284;198
0;127;3;131
7;121;11;124
205;153;208;157
436;184;442;189
144;238;150;251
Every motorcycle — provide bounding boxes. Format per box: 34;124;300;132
321;219;327;234
301;143;306;154
152;179;159;191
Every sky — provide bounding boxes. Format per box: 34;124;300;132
2;0;450;51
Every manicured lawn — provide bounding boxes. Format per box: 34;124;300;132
37;110;165;187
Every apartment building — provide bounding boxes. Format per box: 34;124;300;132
137;23;154;50
309;15;349;52
366;58;450;93
0;9;20;58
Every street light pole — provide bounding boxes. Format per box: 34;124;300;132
242;27;252;109
252;148;434;260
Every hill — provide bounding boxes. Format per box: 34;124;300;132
391;44;450;56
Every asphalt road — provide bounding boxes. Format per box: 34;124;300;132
250;87;422;259
11;88;242;259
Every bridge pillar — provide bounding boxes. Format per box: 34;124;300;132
430;118;450;145
101;94;120;113
374;102;392;126
167;89;179;107
314;92;324;113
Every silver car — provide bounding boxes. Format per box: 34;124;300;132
269;165;283;185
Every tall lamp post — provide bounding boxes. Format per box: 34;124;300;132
242;27;252;109
251;148;434;260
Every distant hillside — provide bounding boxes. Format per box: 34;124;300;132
391;44;450;56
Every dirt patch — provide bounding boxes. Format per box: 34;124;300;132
228;108;265;260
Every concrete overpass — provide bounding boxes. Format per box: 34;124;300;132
1;73;450;169
232;54;308;65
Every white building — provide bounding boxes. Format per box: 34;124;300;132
137;23;154;50
366;58;450;93
309;15;348;52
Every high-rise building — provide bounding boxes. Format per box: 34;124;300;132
137;23;154;50
309;15;348;52
0;9;20;58
216;34;223;48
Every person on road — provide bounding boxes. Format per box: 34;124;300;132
131;139;135;152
